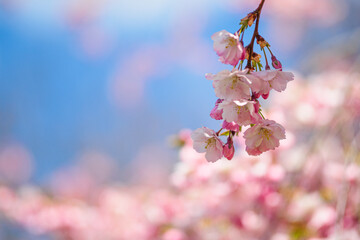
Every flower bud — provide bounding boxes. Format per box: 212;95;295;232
256;35;269;49
271;56;282;70
210;99;223;120
254;101;260;113
253;92;261;99
223;137;235;160
241;13;257;27
252;52;261;63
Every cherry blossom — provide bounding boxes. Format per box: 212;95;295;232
222;120;240;132
206;69;252;100
217;100;260;126
195;0;295;158
191;127;224;162
211;30;245;66
243;119;286;156
251;70;294;97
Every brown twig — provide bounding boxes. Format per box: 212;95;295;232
245;0;266;70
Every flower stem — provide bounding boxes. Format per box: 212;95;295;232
262;48;270;70
259;110;266;119
266;45;274;56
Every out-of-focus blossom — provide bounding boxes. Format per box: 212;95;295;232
0;144;33;184
162;229;187;240
109;46;162;108
129;144;174;187
49;150;118;199
211;30;245;66
327;230;360;240
308;206;336;232
0;114;359;239
109;7;216;109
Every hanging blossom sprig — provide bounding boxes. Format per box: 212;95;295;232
192;0;294;162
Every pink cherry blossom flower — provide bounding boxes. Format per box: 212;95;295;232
222;120;240;132
217;100;260;126
210;99;223;120
191;127;224;162
211;30;245;66
250;70;294;97
206;69;252;101
243;119;286;156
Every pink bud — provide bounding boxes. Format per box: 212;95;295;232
271;56;282;70
254;101;260;113
253;92;261;99
210;99;223;120
262;93;269;99
223;137;235;160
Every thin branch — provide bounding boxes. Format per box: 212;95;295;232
246;0;266;70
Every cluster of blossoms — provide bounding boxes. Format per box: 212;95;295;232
192;0;294;162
